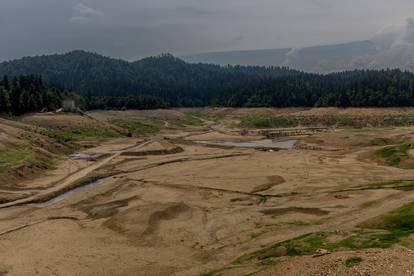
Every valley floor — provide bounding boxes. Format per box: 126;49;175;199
0;108;414;275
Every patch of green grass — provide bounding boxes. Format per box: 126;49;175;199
109;118;159;136
184;111;204;126
0;147;32;173
369;137;399;146
43;129;81;150
45;127;121;150
344;256;362;267
235;229;401;265
360;202;414;235
336;231;398;250
382;113;414;126
209;200;414;274
256;258;276;267
336;180;414;194
257;195;270;204
374;143;414;166
71;128;121;138
367;180;414;191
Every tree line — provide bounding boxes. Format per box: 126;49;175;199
3;52;414;114
219;69;414;107
0;75;81;115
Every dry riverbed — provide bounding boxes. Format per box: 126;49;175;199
1;108;414;275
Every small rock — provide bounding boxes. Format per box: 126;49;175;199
313;248;331;257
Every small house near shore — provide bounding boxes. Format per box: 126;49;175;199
62;99;76;112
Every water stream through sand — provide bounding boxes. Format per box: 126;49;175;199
197;139;297;149
29;177;113;207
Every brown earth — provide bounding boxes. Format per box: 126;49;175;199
0;108;414;275
258;247;414;276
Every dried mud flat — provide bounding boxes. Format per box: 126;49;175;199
1;108;414;275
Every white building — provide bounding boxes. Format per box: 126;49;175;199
62;99;76;112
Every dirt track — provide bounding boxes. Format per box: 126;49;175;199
1;109;414;275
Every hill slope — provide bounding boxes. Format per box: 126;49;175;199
3;52;414;109
0;52;298;108
183;41;379;72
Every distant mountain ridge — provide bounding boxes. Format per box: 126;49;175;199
183;38;414;73
183;40;380;72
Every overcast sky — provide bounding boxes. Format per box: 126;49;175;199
1;0;413;61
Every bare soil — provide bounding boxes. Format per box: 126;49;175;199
0;108;414;276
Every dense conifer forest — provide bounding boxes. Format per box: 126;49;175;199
0;75;80;115
2;51;414;114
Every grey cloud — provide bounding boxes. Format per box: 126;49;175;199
2;0;414;62
345;18;414;71
71;3;103;22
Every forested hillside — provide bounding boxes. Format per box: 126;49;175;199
220;69;414;107
0;75;80;115
0;51;298;109
2;51;414;111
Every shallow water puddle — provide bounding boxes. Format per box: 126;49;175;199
70;153;108;161
197;139;297;149
29;177;113;208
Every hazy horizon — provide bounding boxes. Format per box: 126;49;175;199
2;0;414;62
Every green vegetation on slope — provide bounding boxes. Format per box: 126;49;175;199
203;227;402;275
44;128;121;150
359;202;414;236
183;111;204;126
0;147;32;173
382;113;414;126
240;114;414;129
375;143;414;166
109;118;160;136
344;257;363;267
203;200;414;275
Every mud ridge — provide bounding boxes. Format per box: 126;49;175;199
123;153;251;174
250;176;286;193
0;220;45;237
121;146;184;156
133;179;300;199
143;202;192;235
260;207;329;216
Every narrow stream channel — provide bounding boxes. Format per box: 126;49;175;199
197;139;297;149
28;177;113;208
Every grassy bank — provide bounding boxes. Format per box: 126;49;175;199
0;147;32;173
183;111;204;126
202;200;414;275
44;127;121;149
375;143;414;167
109;118;160;136
239;113;414;129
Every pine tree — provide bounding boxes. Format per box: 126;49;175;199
2;76;10;91
0;86;11;114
